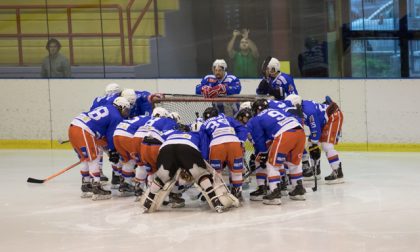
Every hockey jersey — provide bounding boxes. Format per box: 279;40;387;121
301;100;328;143
90;93;119;110
71;104;124;150
129;90;153;117
114;115;151;137
246;108;302;154
136;117;177;143
195;72;241;96
256;72;297;100
201;114;247;147
161;130;208;158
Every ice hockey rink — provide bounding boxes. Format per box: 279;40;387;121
1;149;420;252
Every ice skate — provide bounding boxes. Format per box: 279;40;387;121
169;192;185;208
110;171;120;189
211;197;225;213
99;169;109;184
288;180;306;200
118;181;135;197
92;181;112;201
134;183;144;202
80;180;93;198
262;185;282;205
249;185;267;201
230;187;243;202
325;163;344;184
303;163;321;181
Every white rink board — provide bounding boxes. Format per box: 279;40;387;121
0;78;419;144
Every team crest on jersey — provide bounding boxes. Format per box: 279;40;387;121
208;78;217;83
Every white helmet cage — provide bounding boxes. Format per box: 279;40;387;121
267;57;281;73
152;107;169;118
212;59;227;71
105;83;121;95
121;89;137;105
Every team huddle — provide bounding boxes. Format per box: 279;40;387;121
67;57;344;213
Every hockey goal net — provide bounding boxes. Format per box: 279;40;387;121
152;94;258;167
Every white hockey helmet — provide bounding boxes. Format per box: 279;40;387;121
285;94;302;106
169;112;181;123
121;89;137;105
239;101;252;110
267;57;281;73
105;83;121;95
212;59;227;71
113;97;131;110
152;107;169;118
190;121;203;132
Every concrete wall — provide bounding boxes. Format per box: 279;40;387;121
1;78;419;145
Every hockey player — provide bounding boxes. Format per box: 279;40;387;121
90;83;122;183
200;107;247;201
113;115;152;196
247;99;306;204
256;57;298;101
285;95;344;184
121;88;164;118
68;97;131;200
195;59;242;116
141;126;227;213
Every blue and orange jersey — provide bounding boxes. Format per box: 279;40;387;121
195;73;241;96
71;104;124;150
246;108;302;154
301;100;328;143
130;90;153;117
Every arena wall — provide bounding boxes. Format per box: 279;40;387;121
1;78;419;151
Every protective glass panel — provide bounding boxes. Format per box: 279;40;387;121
407;0;420;29
351;39;400;77
350;0;399;31
409;40;420;76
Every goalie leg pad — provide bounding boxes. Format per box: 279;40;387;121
139;170;181;213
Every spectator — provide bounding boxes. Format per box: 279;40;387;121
298;37;329;77
41;38;71;78
227;29;260;78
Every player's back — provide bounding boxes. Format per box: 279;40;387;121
90;93;119;110
142;117;177;142
115;115;151;137
302;100;328;127
202;114;240;146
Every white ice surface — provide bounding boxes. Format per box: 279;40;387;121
1;150;420;252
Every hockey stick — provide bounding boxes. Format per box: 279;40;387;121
308;144;321;192
27;161;81;184
57;138;70;144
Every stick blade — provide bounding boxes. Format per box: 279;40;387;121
27;177;45;184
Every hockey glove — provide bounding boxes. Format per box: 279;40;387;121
201;86;212;98
308;143;321;161
108;150;120;163
148;93;164;103
207;84;226;98
326;101;339;117
257;152;268;168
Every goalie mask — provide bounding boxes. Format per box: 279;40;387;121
252;99;269;115
203;107;218;120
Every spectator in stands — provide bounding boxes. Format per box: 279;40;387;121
298;37;328;77
227;29;260;78
41;38;71;78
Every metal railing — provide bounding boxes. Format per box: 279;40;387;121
0;3;126;65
